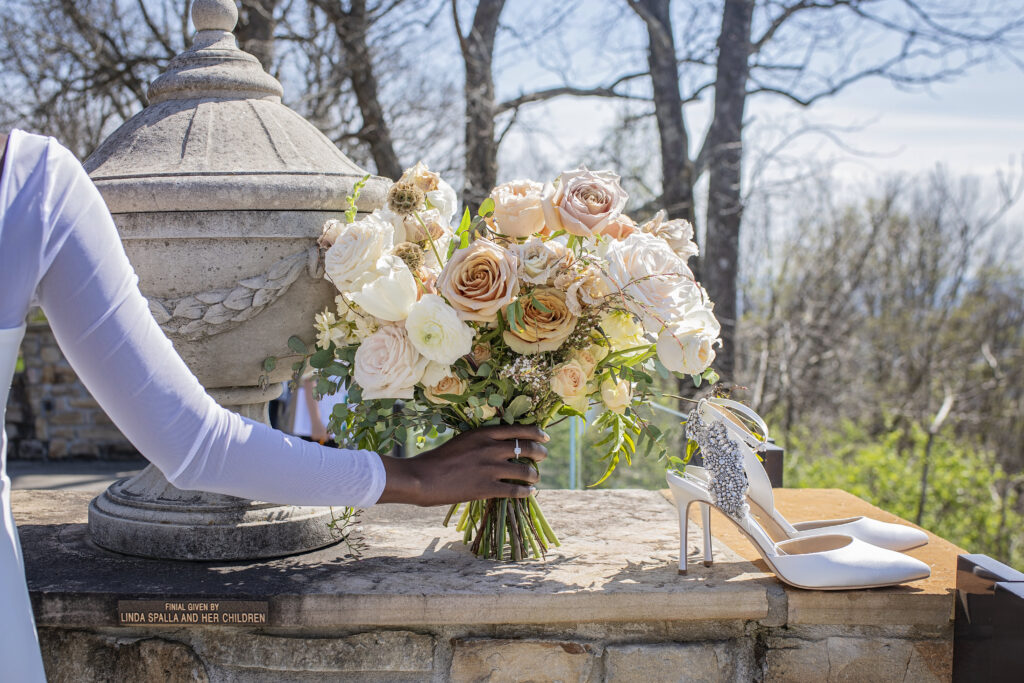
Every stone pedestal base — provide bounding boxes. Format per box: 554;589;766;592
87;385;342;561
88;464;342;560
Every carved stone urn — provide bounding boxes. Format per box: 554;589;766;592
84;0;388;560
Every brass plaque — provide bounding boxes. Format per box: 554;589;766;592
117;599;268;626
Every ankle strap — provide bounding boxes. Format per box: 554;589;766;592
704;398;770;452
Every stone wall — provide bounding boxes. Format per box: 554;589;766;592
5;322;135;460
35;622;953;682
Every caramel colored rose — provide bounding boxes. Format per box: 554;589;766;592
503;287;578;354
437;240;520;322
424;374;469;405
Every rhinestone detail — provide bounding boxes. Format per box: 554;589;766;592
686;409;750;521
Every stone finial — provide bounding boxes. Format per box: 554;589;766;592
192;0;238;33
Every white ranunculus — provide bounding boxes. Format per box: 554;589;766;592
353;325;430;399
600;376;632;414
405;294;475;365
349;255;418;321
603;232;700;330
427;178;459;226
324;212;395;293
656;325;718;376
376;207;408;244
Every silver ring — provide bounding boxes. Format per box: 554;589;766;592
514;439;522;456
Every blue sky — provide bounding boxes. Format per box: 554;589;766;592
480;1;1024;230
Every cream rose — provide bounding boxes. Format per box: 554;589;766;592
353;325;429;399
477;404;498;421
656;325;718;376
515;237;572;285
603;232;700;330
641;210;699;262
405;294;475;365
503;287;578;354
570;343;609;376
424;374;469;405
490;180;547;238
600;376;632;414
565;264;611;315
541;166;628;237
349;255;418;322
324;212;395;293
550;359;590;413
437;239;520;322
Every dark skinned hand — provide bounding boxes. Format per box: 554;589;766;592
376;424;549;506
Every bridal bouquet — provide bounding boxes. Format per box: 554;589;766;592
274;162;720;560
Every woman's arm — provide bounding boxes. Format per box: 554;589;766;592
16;134;544;507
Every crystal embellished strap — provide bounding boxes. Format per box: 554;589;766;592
706;398;769;453
685;409;750;521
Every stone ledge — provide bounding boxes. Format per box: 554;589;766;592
15;488;957;631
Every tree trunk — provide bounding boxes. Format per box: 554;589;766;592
236;0;280;72
457;0;505;209
635;0;695;225
703;0;753;383
320;0;403;180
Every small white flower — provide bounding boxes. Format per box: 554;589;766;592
656;324;718;375
349;255;419;322
405;294;475;365
600;376;632;414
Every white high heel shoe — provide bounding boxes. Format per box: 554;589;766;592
667;408;930;590
686;398;929;553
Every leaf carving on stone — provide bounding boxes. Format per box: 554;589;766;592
147;248;315;341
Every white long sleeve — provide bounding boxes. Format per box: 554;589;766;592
1;130;386;506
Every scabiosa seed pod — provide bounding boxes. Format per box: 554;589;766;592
387;181;425;216
393;241;425;272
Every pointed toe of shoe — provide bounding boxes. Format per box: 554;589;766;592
772;536;930;590
793;517;930;552
847;518;930;552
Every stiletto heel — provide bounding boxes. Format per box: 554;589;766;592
667;405;930;590
686;398;929;553
701;503;713;567
671;486;699;575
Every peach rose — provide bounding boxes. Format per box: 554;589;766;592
570;343;609;376
437;240;520;322
542;166;628;237
550;360;590;413
490;180;547;238
602;214;636;240
503;287;578;354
